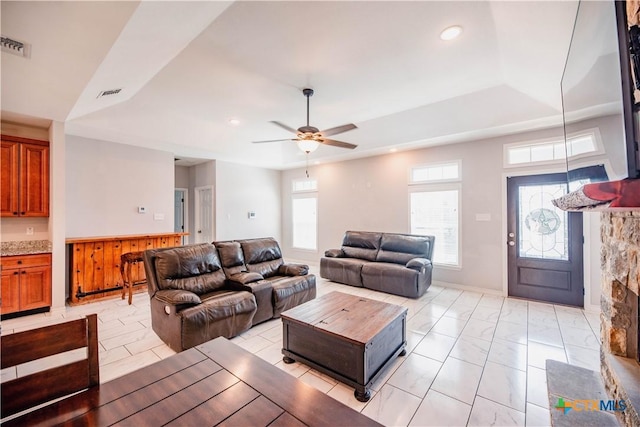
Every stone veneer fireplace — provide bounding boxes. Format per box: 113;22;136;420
600;211;640;427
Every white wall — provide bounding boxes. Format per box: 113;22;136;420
215;160;281;242
175;165;189;188
66;136;175;237
282;137;506;292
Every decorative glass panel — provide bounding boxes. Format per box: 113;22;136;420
518;183;568;260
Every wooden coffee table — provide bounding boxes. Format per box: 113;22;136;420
281;291;407;402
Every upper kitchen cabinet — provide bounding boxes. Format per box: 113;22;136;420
1;135;49;217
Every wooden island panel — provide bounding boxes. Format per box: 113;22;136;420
66;233;187;305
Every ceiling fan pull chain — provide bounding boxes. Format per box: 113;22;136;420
306;152;310;178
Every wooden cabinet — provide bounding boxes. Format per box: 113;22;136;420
66;233;187;304
0;253;52;316
1;135;50;217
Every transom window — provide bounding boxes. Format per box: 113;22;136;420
504;129;603;167
410;161;460;184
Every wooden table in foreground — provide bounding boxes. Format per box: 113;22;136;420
5;337;380;427
281;291;408;402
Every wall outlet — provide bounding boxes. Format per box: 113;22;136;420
26;227;34;235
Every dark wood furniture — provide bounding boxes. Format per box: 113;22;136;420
281;291;408;402
66;232;187;304
3;337;381;427
1;314;99;419
0;253;51;316
1;135;49;217
119;250;146;305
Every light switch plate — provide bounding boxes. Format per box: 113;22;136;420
154;213;164;221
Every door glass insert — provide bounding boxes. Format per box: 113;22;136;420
518;183;568;260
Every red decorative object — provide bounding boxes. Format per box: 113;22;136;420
582;179;640;207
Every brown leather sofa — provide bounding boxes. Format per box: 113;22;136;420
320;231;435;298
144;238;316;352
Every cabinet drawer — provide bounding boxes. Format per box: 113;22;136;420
1;254;51;270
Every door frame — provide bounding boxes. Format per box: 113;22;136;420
174;188;188;245
501;167;594;309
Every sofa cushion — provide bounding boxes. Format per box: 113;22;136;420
341;231;382;261
265;275;317;317
361;262;421;298
215;241;246;276
154;244;227;294
376;233;433;264
240;238;284;278
319;257;369;287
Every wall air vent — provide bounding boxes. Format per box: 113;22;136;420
1;36;29;58
97;88;122;98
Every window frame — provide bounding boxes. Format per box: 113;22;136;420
409;160;462;184
408;179;462;269
503;128;604;168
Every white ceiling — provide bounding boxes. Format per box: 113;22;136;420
1;1;579;170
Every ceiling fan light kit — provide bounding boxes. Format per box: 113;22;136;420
253;88;358;153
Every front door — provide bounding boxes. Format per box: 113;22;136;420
507;173;584;307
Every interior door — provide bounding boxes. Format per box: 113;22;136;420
194;186;213;244
507;173;584;307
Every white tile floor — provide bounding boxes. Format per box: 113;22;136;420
1;269;602;427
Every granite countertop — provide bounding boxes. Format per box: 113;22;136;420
1;240;52;256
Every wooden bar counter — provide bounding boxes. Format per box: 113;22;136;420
66;232;187;305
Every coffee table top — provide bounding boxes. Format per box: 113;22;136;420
280;291;407;344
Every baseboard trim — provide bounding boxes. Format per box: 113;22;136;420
432;280;504;297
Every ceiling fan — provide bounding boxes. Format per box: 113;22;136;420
253;88;358;153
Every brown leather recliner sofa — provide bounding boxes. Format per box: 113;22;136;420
320;231;435;298
144;238;316;352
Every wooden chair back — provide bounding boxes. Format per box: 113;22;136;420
1;313;99;419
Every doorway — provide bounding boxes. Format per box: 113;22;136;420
174;188;188;245
507;173;584;307
194;186;214;244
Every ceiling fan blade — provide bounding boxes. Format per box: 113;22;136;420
320;123;357;137
270;121;299;134
252;138;297;143
320;138;358;149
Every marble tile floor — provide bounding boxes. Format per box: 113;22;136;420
1;272;603;427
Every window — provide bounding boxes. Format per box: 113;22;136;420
292;178;318;250
410;185;460;266
504;129;603;167
292;179;317;192
411;161;460;183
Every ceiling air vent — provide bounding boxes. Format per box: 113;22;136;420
97;88;122;98
1;36;29;58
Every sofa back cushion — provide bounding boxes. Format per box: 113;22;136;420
239;238;283;278
215;241;246;276
341;231;382;261
153;244;226;294
376;233;435;265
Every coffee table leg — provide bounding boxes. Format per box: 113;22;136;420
354;388;371;402
283;356;295;364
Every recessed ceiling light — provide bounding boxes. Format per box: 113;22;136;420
228;118;240;126
440;25;462;41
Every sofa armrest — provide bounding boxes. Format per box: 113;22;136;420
278;263;309;276
228;271;264;285
405;257;432;272
154;289;202;306
324;248;344;258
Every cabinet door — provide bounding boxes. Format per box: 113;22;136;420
20;143;49;217
1;269;21;314
19;265;52;310
0;140;20;217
